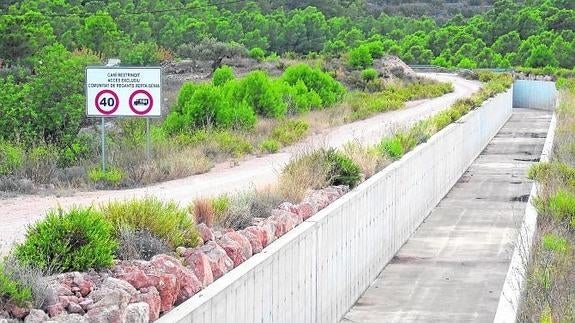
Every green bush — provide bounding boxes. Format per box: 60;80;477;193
0;141;23;176
378;137;404;160
211;195;230;217
0;265;32;307
214;131;253;157
528;162;575;187
100;196;200;248
88;167;124;187
260;139;280;153
361;68;378;81
249;47;266;62
547;190;575;224
282;64;346;106
14;207;116;273
213;65;235;86
271;119;309;146
542;234;570;254
325;149;361;187
233;71;287;117
349;45;373;69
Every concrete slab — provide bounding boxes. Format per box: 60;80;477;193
341;109;551;323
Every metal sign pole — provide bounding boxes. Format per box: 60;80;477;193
146;117;151;159
101;117;106;172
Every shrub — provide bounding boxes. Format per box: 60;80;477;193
542;234;570;254
1;257;53;308
100;196;200;248
14;207;116;273
547;190;575;224
378;137;404;160
325;149;362;187
348;45;373;69
213;131;253;157
282;64;346;106
211;195;230;219
271;119;309;146
0;265;32;307
192;198;215;227
361;68;378;81
249;47;266;62
250;188;284;218
280;150;332;201
214;192;256;230
342;142;381;179
213;65;234;86
88;167;124;187
0;142;23;176
215;100;257;130
22;145;59;184
116;228;170;261
260;139;280;153
233;71;286;118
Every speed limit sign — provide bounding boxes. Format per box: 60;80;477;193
85;67;161;117
94;89;119;115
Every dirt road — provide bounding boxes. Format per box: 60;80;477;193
0;73;480;253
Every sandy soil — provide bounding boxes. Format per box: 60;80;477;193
0;73;480;253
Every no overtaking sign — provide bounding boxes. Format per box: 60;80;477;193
86;67;161;117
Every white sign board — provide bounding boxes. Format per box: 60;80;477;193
86;67;162;117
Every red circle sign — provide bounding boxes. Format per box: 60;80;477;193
95;89;119;115
129;90;154;116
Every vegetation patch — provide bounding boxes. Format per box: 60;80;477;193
100;196;200;249
520;79;575;322
13;207;116;273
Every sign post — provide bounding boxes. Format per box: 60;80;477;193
85;67;162;170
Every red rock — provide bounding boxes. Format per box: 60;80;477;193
197;223;214;242
183;249;214;287
268;209;298;238
150;254;202;304
137;287;161;321
114;265;150;290
245;226;269;248
58;296;70;308
225;231;252;259
258;221;276;246
278;202;298;214
155;274;178;312
6;304;28;319
56;284;73;297
239;229;263;254
123;302;149;323
67;302;84;315
23;309;49;323
47;303;65;318
79;299;93;311
85;305;122;323
199;241;234;279
295;202;316;220
218;235;246;267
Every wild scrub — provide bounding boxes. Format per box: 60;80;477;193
520;80;575;322
14;207;117;273
100;196;200;248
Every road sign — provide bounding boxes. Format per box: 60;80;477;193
129;89;154;115
95;89;119;115
86;67;161;117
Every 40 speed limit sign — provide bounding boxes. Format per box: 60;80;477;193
86;67;161;117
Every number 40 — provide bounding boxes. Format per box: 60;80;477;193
100;97;115;106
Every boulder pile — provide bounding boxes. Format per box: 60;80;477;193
2;186;349;323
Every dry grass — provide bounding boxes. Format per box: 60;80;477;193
342;141;382;179
278;148;331;202
191;197;215;227
519;87;575;322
